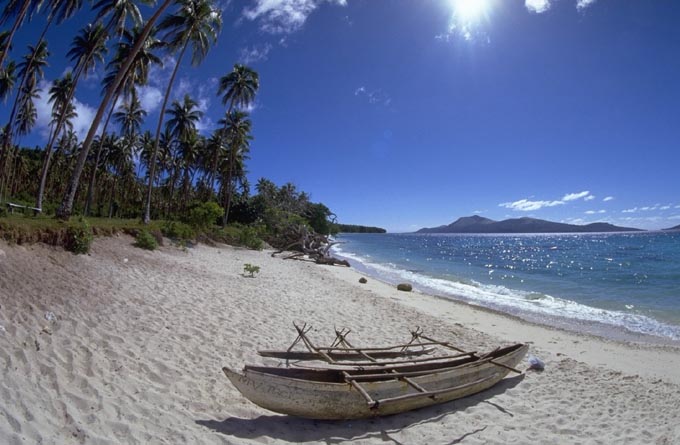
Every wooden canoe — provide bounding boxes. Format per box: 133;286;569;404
258;346;435;361
223;343;528;419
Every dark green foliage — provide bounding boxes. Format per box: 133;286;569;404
243;263;260;277
134;230;158;250
238;226;264;250
162;221;195;241
185;201;223;230
305;202;336;235
66;217;93;254
333;224;387;233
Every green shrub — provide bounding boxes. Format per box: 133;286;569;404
66;217;93;254
186;201;223;231
162;221;195;241
134;230;158;250
238;226;264;250
243;263;260;277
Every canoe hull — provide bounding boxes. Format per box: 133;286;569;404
224;344;528;419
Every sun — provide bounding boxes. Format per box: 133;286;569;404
450;0;491;22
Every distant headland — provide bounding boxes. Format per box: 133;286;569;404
416;215;642;234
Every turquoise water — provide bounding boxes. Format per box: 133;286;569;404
333;232;680;342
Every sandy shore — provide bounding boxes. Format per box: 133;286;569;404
1;236;679;444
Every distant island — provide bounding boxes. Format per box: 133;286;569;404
416;215;642;234
664;224;680;231
335;224;387;233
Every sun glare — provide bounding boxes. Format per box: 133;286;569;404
451;0;491;22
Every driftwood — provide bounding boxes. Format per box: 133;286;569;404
272;225;349;267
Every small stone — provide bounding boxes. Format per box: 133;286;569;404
45;312;56;322
359;277;368;284
397;283;412;292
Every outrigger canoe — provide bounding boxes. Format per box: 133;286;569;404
223;324;528;419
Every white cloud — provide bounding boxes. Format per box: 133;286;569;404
603;196;614;202
660;205;671;210
577;0;597;11
562;191;592;202
501;190;597;212
354;86;392;107
138;85;163;114
525;0;551;14
239;44;273;64
243;0;347;34
499;199;564;212
622;208;638;214
34;79;101;142
585;210;606;215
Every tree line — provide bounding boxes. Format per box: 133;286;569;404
0;0;264;226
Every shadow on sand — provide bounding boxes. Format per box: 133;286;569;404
196;374;525;444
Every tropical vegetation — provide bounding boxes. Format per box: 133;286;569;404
0;1;380;253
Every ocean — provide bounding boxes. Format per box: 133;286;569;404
332;232;680;344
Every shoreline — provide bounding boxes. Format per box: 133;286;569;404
332;239;680;348
1;237;679;444
325;264;680;385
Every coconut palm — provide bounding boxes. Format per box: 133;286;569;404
0;0;41;69
113;89;146;140
219;110;252;226
93;0;151;36
3;40;48;144
0;61;16;102
35;23;109;210
166;94;202;211
84;26;163;215
216;64;259;225
142;0;221;223
57;0;175;220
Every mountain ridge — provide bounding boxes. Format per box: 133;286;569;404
416;215;642;234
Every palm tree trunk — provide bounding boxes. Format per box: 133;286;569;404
36;56;90;210
0;0;30;69
56;0;173;220
84;96;119;216
143;40;189;224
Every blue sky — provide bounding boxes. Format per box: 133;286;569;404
3;0;680;231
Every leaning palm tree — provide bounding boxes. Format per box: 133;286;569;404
0;0;42;69
219;110;251;226
216;64;258;225
36;23;109;210
84;26;163;215
93;0;151;36
57;0;175;220
142;0;221;223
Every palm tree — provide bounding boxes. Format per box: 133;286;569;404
218;64;259;112
35;73;75;210
0;61;16;102
93;0;151;36
0;0;41;69
216;64;259;225
2;40;48;148
219;110;252;226
84;26;163;215
35;23;109;210
142;0;221;223
113;90;147;140
166;94;202;211
57;0;175;220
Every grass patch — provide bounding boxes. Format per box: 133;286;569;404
0;214;264;252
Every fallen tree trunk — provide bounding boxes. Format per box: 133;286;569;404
271;225;349;267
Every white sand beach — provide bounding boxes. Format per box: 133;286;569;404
1;236;679;444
